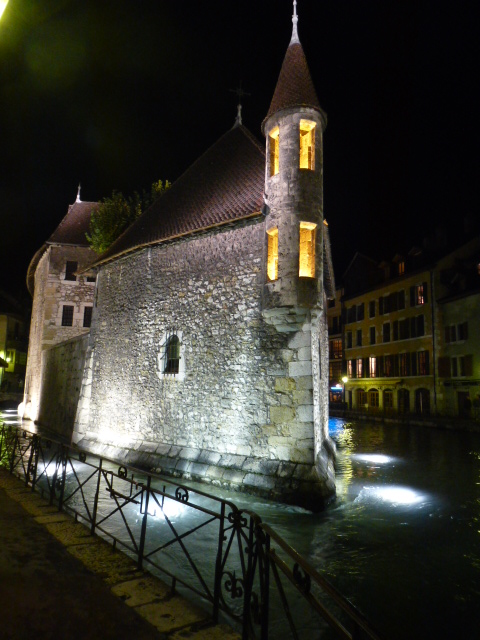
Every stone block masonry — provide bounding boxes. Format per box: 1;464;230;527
73;221;334;510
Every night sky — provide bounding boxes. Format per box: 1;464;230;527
0;0;477;297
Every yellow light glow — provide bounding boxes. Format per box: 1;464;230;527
299;221;316;278
300;120;315;170
267;228;278;281
342;376;348;384
269;126;279;176
0;1;9;20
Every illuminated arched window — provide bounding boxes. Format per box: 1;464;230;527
269;126;279;176
164;335;180;374
299;222;316;278
299;120;315;170
267;228;278;281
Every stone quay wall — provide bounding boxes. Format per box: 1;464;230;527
38;333;89;440
73;222;333;509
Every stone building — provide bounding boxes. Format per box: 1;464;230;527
22;192;98;428
69;7;336;510
0;290;29;401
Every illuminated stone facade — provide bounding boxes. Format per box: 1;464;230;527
71;20;336;510
23;13;336;510
22;201;97;423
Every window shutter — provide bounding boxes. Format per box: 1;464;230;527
411;352;418;376
423;282;428;303
393;320;399;341
410;317;417;338
417;314;425;337
406;352;411;376
379;297;384;315
465;354;473;376
425;350;430;375
364;358;369;378
438;357;451;378
463;322;469;340
445;327;450;344
410;286;415;307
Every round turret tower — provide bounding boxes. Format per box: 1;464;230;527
262;0;327;331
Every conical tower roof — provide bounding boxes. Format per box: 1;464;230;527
262;4;326;133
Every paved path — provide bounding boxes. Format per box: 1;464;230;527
0;469;239;639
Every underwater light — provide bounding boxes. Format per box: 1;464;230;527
353;454;395;465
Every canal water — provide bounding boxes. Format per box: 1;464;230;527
2;410;479;639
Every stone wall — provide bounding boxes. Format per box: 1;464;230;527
37;333;89;440
73;221;334;509
23;245;96;422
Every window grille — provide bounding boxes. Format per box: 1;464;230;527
163;329;181;375
61;305;74;326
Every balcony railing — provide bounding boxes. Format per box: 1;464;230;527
0;422;383;640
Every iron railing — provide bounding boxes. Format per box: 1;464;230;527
0;422;383;640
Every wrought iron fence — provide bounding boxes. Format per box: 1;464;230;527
0;422;383;640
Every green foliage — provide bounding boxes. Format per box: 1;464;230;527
86;179;171;255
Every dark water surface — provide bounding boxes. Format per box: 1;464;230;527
2;411;479;639
222;418;480;639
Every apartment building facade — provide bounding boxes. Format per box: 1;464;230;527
334;234;480;419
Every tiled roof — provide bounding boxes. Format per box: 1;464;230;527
26;200;98;296
47;201;98;246
263;43;325;131
90;125;265;267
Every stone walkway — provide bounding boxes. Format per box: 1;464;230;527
0;468;240;639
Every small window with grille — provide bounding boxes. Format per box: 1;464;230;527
157;329;185;380
61;305;74;326
164;335;180;374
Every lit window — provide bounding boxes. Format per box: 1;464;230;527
164;335;180;374
61;305;74;327
398;261;405;275
83;306;93;328
369;357;377;378
269;126;279;176
267;228;278;281
299;222;317;278
65;261;77;282
418;350;429;375
347;359;353;378
356;359;363;378
299;120;315;170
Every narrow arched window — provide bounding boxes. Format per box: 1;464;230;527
299;120;315;170
269;126;279;176
164;335;180;374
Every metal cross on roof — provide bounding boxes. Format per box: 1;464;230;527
291;0;300;45
230;81;251;127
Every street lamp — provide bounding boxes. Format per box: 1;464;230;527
342;376;348;406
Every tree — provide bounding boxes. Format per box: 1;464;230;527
86;180;170;255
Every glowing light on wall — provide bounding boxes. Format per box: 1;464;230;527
267;228;278;281
299;119;315;170
269;126;279;176
299;222;316;278
0;1;9;20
